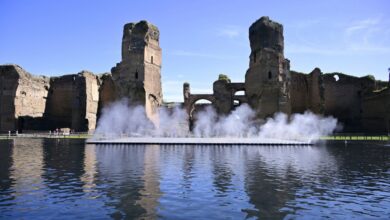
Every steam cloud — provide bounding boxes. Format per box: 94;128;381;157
94;100;338;142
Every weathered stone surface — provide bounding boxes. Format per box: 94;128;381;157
245;16;290;118
361;88;390;132
249;16;284;54
322;73;376;131
111;20;162;125
290;68;324;114
0;65;100;132
213;80;233;115
2;17;389;133
97;73;116;118
83;71;100;131
44;70;100;131
0;64;49;131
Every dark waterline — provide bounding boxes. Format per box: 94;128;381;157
0;139;389;219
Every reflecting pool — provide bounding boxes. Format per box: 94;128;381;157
0;139;389;219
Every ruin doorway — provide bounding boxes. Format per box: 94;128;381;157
233;90;246;109
189;99;214;131
17;117;25;133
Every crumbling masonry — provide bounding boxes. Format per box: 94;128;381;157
0;17;389;133
183;16;390;133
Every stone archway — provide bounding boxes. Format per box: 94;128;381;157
185;94;216;117
185;95;216;131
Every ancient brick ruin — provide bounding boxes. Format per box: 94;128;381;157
0;20;162;133
111;21;163;125
0;17;389;133
0;65;99;132
184;16;390;133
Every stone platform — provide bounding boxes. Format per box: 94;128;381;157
86;137;312;145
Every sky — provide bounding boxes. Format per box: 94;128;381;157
1;0;389;102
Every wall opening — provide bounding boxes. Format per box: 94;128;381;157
151;56;154;64
190;99;214;130
268;71;272;79
18;117;25;133
135;71;139;80
234;91;245;96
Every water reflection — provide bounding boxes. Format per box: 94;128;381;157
0;140;389;219
0;140;13;192
243;146;332;218
136;145;162;219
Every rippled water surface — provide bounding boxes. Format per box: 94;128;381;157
0;139;389;219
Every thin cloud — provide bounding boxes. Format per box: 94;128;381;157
345;18;380;36
344;17;390;53
217;25;241;38
286;17;390;55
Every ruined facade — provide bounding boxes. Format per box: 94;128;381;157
1;17;389;133
111;21;163;125
0;65;49;131
183;17;291;120
0;65;100;132
0;20;162;133
184;16;390;133
245;17;291;118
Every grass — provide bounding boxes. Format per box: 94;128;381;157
0;134;92;140
321;135;389;141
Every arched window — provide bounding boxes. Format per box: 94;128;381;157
135;70;139;79
268;71;272;79
151;56;154;64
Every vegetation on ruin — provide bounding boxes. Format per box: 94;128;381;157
365;74;376;81
218;74;231;83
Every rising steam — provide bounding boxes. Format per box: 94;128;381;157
94;100;338;142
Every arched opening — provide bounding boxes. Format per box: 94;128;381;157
233;100;240;107
148;94;159;113
18;117;25;133
268;71;272;79
189;99;214;131
234;90;245;96
190;99;213;116
151;56;154;64
135;70;139;80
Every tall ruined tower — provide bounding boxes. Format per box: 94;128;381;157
245;16;290;118
111;20;163;124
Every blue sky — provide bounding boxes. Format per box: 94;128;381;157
1;0;389;101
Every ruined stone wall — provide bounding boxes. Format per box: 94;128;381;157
213;80;233;115
361;88;390;133
44;71;99;131
322;73;376;130
245;16;290;118
44;75;76;129
82;72;100;131
97;73;117;118
290;71;309;113
0;65;49;132
112;20;162;126
290;68;323;114
0;65;21;131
